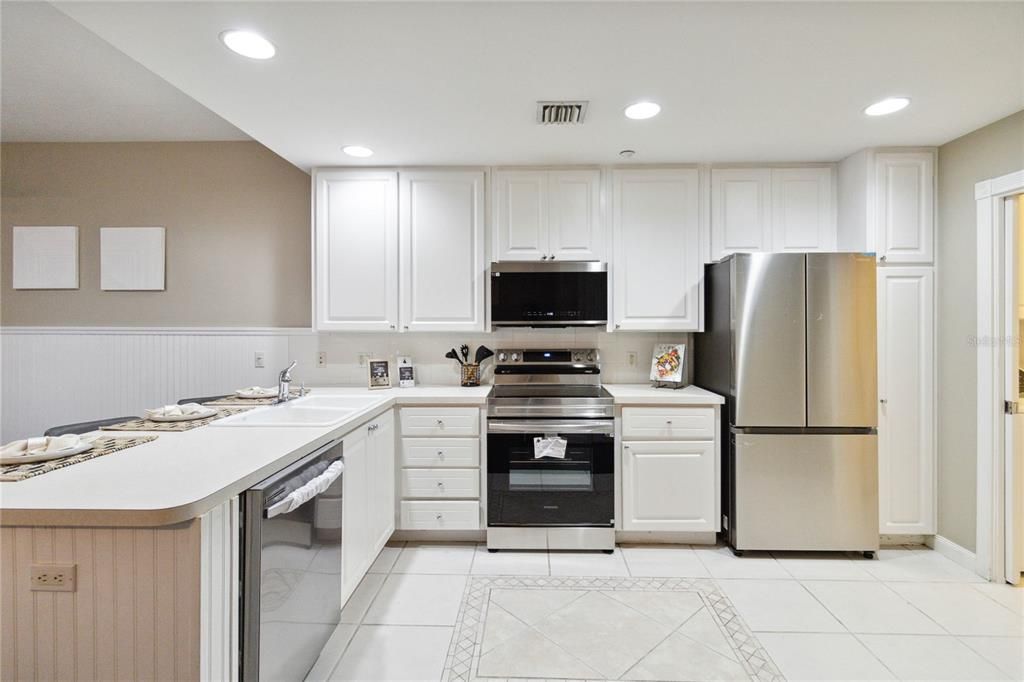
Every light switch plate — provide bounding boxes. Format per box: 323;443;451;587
30;563;76;592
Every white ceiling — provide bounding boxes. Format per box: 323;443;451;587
0;2;247;143
24;3;1024;167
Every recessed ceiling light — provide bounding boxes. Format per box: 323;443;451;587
220;30;276;60
624;101;661;120
864;97;910;117
342;145;374;158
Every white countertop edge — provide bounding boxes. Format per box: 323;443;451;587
604;384;725;405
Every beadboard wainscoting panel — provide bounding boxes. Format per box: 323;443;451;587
1;328;691;441
0;521;202;681
200;497;240;682
0;330;292;441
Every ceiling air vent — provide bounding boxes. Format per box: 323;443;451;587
536;101;588;125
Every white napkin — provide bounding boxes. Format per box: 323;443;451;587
1;434;87;459
236;386;277;398
533;436;568;459
145;403;210;419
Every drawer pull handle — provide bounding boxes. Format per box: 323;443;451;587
666;420;673;425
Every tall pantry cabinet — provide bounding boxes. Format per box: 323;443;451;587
838;148;937;536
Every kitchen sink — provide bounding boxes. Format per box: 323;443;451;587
211;394;385;428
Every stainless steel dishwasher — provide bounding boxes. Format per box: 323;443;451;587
241;438;345;681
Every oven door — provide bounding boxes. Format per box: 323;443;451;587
487;419;614;527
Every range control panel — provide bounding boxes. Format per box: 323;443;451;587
494;349;599;364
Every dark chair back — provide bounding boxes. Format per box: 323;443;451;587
44;416;139;437
177;395;230;405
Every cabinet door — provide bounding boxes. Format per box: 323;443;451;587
875;152;935;264
369;411;396;553
877;268;935;534
612;169;703;331
710;168;772;261
622;441;716;531
315;171;399;331
549;170;602;261
771;167;835;252
399;170;485;331
341;426;370;595
494;170;548;261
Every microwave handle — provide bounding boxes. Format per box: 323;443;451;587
487;419;614;436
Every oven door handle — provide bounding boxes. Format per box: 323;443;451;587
487;420;614;435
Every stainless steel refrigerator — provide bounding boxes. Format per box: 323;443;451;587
695;253;879;555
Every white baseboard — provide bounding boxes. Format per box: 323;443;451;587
927;534;979;572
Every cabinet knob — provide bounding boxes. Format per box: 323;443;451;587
435;513;443;520
549;254;556;260
390;324;396;329
436;419;444;426
541;255;548;260
879;398;888;404
404;325;409;330
615;324;621;329
666;420;673;425
437;450;445;458
436;481;444;488
880;255;887;262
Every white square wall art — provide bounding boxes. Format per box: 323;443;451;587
12;226;80;289
100;227;166;291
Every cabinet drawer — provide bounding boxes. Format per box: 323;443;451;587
401;438;480;467
622;407;716;440
400;501;480;530
400;407;479;437
401;468;480;498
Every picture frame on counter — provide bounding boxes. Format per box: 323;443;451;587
397;355;415;388
367;359;391;389
650;343;687;389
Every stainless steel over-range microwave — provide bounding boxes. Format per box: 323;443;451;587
489;261;608;327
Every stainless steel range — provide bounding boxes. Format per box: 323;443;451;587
486;349;615;552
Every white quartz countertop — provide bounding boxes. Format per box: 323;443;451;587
604;384;725;405
0;386;491;528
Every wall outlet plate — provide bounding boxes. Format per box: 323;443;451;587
30;563;76;592
317;351;327;368
254;351;265;369
627;351;638;367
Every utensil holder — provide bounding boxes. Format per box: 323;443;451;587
460;363;480;387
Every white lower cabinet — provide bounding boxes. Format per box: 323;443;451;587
877;267;935;535
342;411;396;597
622;441;717;532
397;406;482;530
619;405;721;533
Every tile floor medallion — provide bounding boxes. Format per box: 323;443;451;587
442;576;783;682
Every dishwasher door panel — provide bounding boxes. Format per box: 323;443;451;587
733;433;878;551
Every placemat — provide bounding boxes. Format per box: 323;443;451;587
203;390;306;406
0;435;158;482
100;407;252;432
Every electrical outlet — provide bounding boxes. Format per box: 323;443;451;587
626;351;638;367
254;351;265;369
30;563;76;592
317;351;327;368
357;353;371;366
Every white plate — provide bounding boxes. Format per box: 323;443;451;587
234;388;277;399
147;408;218;422
0;441;94;465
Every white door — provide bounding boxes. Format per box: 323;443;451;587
399;170;485;332
612;168;703;331
548;170;602;261
621;441;716;531
314;170;399;331
771;167;836;252
875;152;935;264
342;426;370;595
494;170;548;261
877;267;935;534
710;168;771;261
369;411;397;554
1005;195;1023;584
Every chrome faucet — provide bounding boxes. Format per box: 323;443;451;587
277;361;297;402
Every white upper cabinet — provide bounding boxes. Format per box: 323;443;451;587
710;168;771;260
874;152;935;264
837;148;936;264
771;167;836;252
493;169;602;261
877;267;935;535
314;170;399;331
399;170;485;332
611;168;704;331
710;166;835;261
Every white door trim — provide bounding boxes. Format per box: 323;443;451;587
976;168;1024;583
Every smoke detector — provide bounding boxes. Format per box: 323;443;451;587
536;101;588;125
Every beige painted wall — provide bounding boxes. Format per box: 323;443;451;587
1;141;311;327
937;110;1024;552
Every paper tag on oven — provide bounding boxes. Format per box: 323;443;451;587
533;436;567;459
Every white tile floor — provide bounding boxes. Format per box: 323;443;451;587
315;542;1024;681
